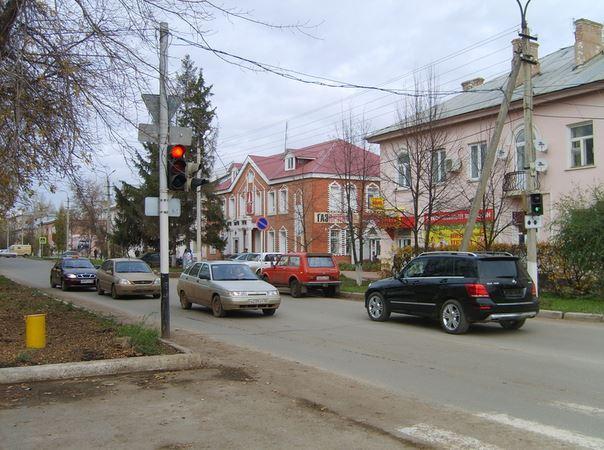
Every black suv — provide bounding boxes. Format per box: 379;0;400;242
365;251;539;334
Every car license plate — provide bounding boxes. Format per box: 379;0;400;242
316;276;330;281
80;280;94;284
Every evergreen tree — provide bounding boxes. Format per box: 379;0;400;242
53;207;68;253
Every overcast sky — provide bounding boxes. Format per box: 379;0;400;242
46;0;604;208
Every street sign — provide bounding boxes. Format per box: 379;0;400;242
138;124;192;146
524;215;542;229
369;197;384;209
39;236;47;245
144;197;181;217
256;216;269;230
142;94;182;124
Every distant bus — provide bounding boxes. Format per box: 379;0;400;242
9;244;32;256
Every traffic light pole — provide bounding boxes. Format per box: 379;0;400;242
158;22;170;338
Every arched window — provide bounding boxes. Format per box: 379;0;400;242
397;152;411;187
328;182;342;212
366;183;380;209
515;128;526;171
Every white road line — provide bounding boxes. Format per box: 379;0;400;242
476;412;604;450
397;423;501;450
552;401;604;416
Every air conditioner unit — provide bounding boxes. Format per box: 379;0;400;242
444;158;461;172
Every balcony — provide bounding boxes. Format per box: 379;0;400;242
502;171;540;196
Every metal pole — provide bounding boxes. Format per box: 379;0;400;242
66;197;70;251
159;22;170;338
460;51;522;251
522;26;539;293
106;176;111;259
195;145;202;262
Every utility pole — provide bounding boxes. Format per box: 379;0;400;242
66;196;70;251
105;175;113;258
195;144;202;262
158;22;171;338
519;4;539;293
460;50;522;251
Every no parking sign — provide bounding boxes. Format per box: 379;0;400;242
256;216;269;230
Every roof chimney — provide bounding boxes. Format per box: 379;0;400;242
512;38;540;86
574;19;604;66
461;77;485;91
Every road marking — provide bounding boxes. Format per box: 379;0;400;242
476;412;604;450
397;423;500;450
552;401;604;416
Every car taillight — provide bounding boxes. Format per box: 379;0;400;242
531;283;537;297
465;283;490;298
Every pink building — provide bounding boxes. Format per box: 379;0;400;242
368;18;604;260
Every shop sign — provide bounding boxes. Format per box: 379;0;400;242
314;212;351;224
427;209;494;226
369;197;384;209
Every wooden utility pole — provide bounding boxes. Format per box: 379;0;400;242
460;51;522;251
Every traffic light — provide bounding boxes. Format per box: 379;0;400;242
529;193;543;216
185;161;209;192
168;144;187;190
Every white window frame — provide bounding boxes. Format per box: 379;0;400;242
267;229;275;252
294;203;303;236
228;196;236;219
432;149;446;183
328;181;342;213
328;226;350;256
278;227;288;253
254;189;263;215
569;121;594;168
515;128;526;171
221;198;227;217
344;183;358;212
285;156;295;171
366;183;380;209
238;193;246;218
469;142;487;181
397;152;411;188
247;171;255;183
267;191;276;215
278;187;288;214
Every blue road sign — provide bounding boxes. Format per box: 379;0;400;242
256;216;269;230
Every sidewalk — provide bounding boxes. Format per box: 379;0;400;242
340;270;381;281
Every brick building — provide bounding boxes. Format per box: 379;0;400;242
205;139;381;263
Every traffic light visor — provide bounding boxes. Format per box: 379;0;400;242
170;145;185;159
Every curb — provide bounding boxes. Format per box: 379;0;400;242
0;352;203;385
339;292;364;301
563;312;603;322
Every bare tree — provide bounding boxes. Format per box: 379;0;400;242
288;180;323;252
380;68;460;253
71;180;106;256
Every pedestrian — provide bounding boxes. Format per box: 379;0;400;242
183;248;193;269
93;248;98;259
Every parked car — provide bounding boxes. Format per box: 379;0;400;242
9;244;31;256
242;252;281;274
96;258;160;299
50;257;97;291
140;252;160;267
365;251;539;334
0;249;17;258
61;250;80;258
177;261;280;317
261;253;341;298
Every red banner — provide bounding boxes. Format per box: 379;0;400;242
427;209;494;226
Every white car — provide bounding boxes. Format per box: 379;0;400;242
0;249;17;258
244;252;282;274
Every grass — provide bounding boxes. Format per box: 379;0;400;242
340;275;371;293
539;293;604;314
117;322;161;355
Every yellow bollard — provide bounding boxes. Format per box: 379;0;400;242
25;314;46;349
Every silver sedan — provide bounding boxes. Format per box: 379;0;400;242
177;261;281;317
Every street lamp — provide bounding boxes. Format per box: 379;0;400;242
100;168;116;259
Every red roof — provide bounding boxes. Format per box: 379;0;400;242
216;139;379;191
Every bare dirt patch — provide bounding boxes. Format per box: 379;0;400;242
0;276;175;368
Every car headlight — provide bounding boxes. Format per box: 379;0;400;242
268;289;279;296
228;291;246;296
118;278;132;285
66;274;77;279
153;278;160;285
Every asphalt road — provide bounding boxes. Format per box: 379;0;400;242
3;257;604;448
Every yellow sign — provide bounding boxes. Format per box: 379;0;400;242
429;225;485;248
39;236;47;245
369;197;384;209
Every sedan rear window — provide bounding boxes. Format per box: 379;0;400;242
477;259;519;279
115;261;152;273
307;256;334;268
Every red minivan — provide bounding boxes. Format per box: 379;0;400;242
261;253;341;297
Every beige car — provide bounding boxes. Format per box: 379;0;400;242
96;258;160;299
177;261;281;317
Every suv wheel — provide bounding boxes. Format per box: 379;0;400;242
289;279;302;298
440;300;469;334
500;319;526;330
366;292;390;322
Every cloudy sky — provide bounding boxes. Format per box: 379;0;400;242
47;0;604;207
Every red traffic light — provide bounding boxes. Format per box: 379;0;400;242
170;145;185;159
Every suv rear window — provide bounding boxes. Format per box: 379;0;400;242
477;259;520;279
307;256;334;268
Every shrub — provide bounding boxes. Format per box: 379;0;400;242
117;322;160;355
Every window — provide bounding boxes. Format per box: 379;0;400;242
344;184;358;212
247;171;255;183
285;156;295;171
221;198;227;217
329;227;349;256
396;237;412;248
267;230;275;252
366;184;380;209
278;228;288;252
288;256;301;267
188;263;202;277
239;194;246;217
469;142;487;180
432;149;446;183
328;182;341;212
228;196;236;219
278;188;288;213
198;264;210;279
422;257;454;277
209;245;217;255
397;152;411;187
515;129;526;170
294;204;303;236
307;256;334;268
254;190;263;215
267;191;276;215
570;122;594;168
403;259;427;278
